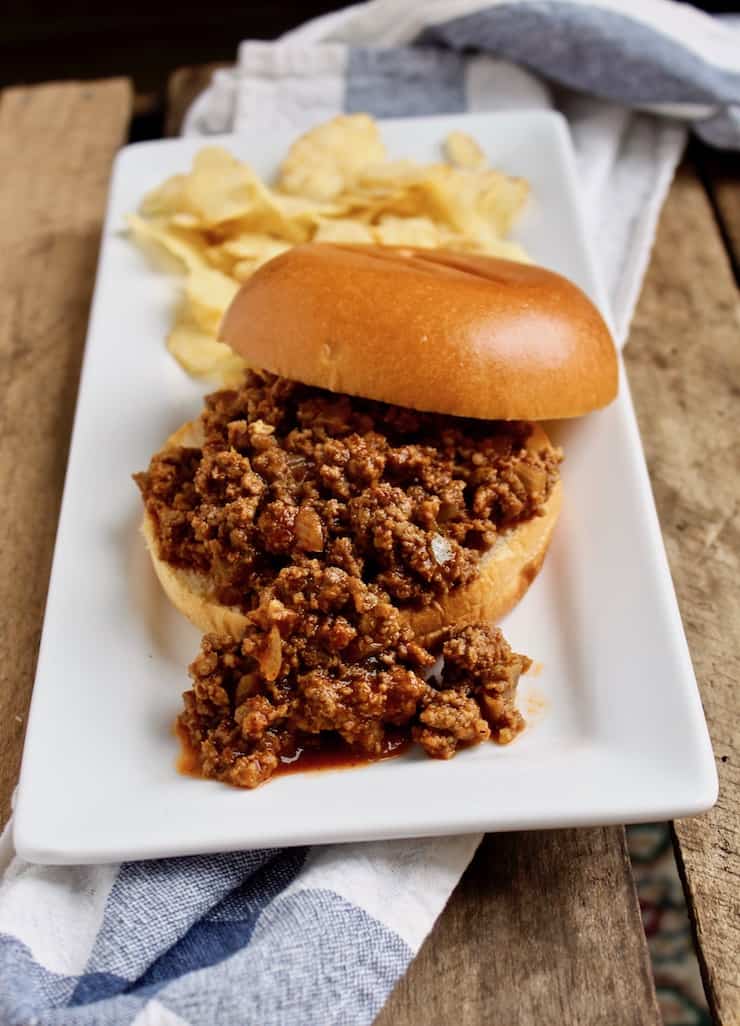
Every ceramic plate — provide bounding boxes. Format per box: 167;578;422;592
14;112;717;863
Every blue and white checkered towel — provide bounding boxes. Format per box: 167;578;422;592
2;3;738;1025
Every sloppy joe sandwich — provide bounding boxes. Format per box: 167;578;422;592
135;244;617;787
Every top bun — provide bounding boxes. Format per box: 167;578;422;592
220;243;617;421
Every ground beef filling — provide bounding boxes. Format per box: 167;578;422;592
136;370;552;785
135;369;561;610
180;561;530;788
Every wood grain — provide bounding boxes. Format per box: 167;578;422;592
694;145;740;278
0;80;132;828
713;175;740;274
625;163;740;1026
376;829;660;1026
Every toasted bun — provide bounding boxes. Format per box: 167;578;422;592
220;244;617;421
141;420;561;641
141;512;249;638
403;477;561;637
140;420;255;638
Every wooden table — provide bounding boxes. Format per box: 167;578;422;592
0;76;737;1026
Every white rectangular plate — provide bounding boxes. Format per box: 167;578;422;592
14;111;717;864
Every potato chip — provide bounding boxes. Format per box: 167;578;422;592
238;211;308;245
233;259;258;283
356;161;423;190
416;167;479;229
352;165;464;226
278;115;386;201
167;320;226;373
313;219;375;244
336;192;411;224
274;192;347;221
230;247;291;283
167;318;247;383
230;193;328;245
477;238;531;263
444;131;486;170
221;233;291;263
180;151;321;241
126;215;208;273
282;167;345;205
227;241;292;282
257;245;293;270
185;267;240;335
203;244;236;274
170;212;201;230
218;355;251;388
139;174;187;217
374;216;441;248
475;170;530;236
183;148;277;226
386;166;522;247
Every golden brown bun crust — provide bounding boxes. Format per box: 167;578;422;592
141;420;561;641
220;243;617;420
140;420;251;638
141;513;249;637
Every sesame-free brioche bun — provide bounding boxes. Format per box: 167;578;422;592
219;244;617;421
141;421;562;641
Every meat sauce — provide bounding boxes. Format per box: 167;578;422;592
176;722;410;783
137;370;547;790
135;369;561;614
177;596;528;790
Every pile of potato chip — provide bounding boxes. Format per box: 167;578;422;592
128;115;530;382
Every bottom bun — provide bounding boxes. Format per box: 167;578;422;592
402;477;561;637
141;420;562;640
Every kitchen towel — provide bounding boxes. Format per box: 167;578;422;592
185;0;740;345
1;3;738;1025
0;829;478;1025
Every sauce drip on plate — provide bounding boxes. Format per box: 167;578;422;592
176;722;410;783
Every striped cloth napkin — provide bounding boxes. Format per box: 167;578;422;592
1;3;738;1025
185;0;740;345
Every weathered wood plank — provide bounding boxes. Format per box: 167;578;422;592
694;145;740;278
377;828;660;1026
713;175;740;275
625;163;740;1026
166;63;228;137
0;80;132;829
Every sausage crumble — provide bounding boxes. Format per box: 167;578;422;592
135;370;554;786
180;560;529;788
135;369;560;611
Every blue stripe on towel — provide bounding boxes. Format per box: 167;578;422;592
155;890;412;1026
418;3;740;105
0;934;82;1023
82;849;290;984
